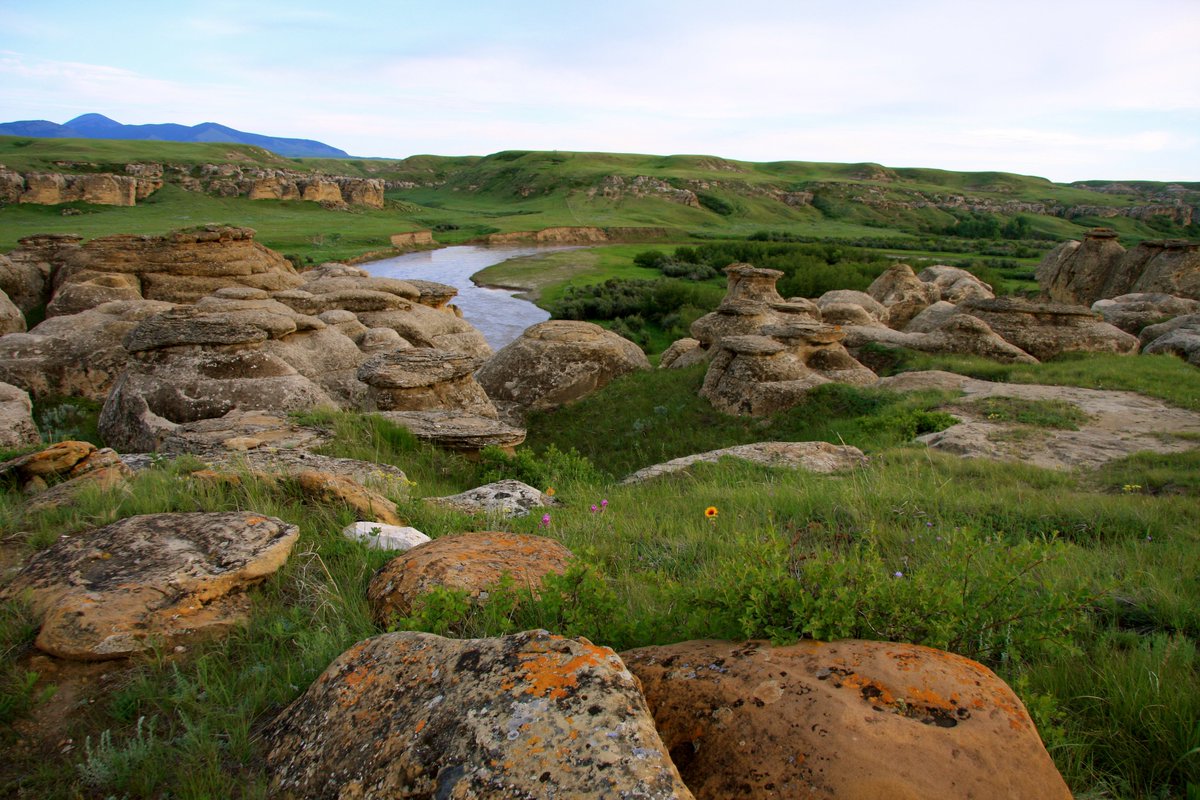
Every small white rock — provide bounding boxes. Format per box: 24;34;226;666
341;521;430;552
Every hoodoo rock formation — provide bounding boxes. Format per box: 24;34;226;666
1037;228;1200;306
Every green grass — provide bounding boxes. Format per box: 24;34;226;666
470;244;672;304
961;396;1092;429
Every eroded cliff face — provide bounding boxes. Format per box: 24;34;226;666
0;161;384;208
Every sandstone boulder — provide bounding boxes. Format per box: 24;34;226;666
1140;313;1200;367
357;348;495;416
44;271;142;317
700;324;876;416
375;410;526;455
265;630;692;799
815;289;887;321
0;381;39;449
0;288;25;335
623;638;1071;800
0;512;298;660
1122;239;1200;299
840;302;1037;363
475;320;649;420
659;337;710;369
916;264;995;303
1091;293;1200;334
1036;228;1126;305
960;297;1140;361
296;470;401;525
23;449;134;513
428;480;558;518
0;299;176;401
866;263;940;329
0;439;97;487
0;251;49;314
368;532;574;623
691;264;821;346
621;441;869;484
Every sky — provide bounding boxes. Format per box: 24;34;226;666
1;0;1198;183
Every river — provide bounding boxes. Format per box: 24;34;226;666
363;245;572;351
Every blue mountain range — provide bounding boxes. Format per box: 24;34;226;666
0;113;350;159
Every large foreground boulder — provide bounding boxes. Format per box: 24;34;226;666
475;320;650;420
623;639;1071;800
0;512;298;660
265;630;693;799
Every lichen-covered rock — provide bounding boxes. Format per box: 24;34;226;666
622;638;1071;800
0;512;298;660
700;324;876;416
368;532;574;623
0;439;96;485
1092;293;1200;334
867;263;940;329
960;297;1140;361
476;320;650;419
357;348;495;417
342;522;430;551
24;448;134;513
0;381;39;449
690;264;821;346
265;629;693;799
296;470;401;526
428;479;558;518
621;441;868;484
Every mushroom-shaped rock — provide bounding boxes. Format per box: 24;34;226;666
867;263;940;329
357;348;496;417
622;638;1072;800
0;512;299;660
367;531;574;623
690;264;820;345
428;479;558;518
0;381;39;449
475;320;650;419
960;297;1139;361
265;630;694;799
376;410;526;455
621;441;869;484
700;324;875;417
1091;293;1200;334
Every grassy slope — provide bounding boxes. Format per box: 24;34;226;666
2;354;1197;798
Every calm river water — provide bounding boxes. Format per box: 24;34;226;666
363;246;572;351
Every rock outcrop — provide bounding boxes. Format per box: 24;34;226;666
1092;293;1200;334
357;349;495;416
0;512;298;660
621;441;869;484
1140;313;1200;367
623;638;1071;800
375;410;527;455
960;297;1140;361
1037;229;1200;305
841;301;1037;363
916;264;996;303
265;630;693;799
700;324;876;416
475;320;650;420
368;532;574;623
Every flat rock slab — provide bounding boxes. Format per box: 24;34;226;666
368;531;574;623
265;629;693;799
621;442;869;484
376;410;526;452
1;511;298;660
161;409;330;455
427;479;558;517
342;522;430;552
880;370;1200;469
622;638;1071;800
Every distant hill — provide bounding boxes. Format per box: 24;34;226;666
0;113;350;159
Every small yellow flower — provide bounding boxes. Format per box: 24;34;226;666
705;506;719;519
545;487;556;497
